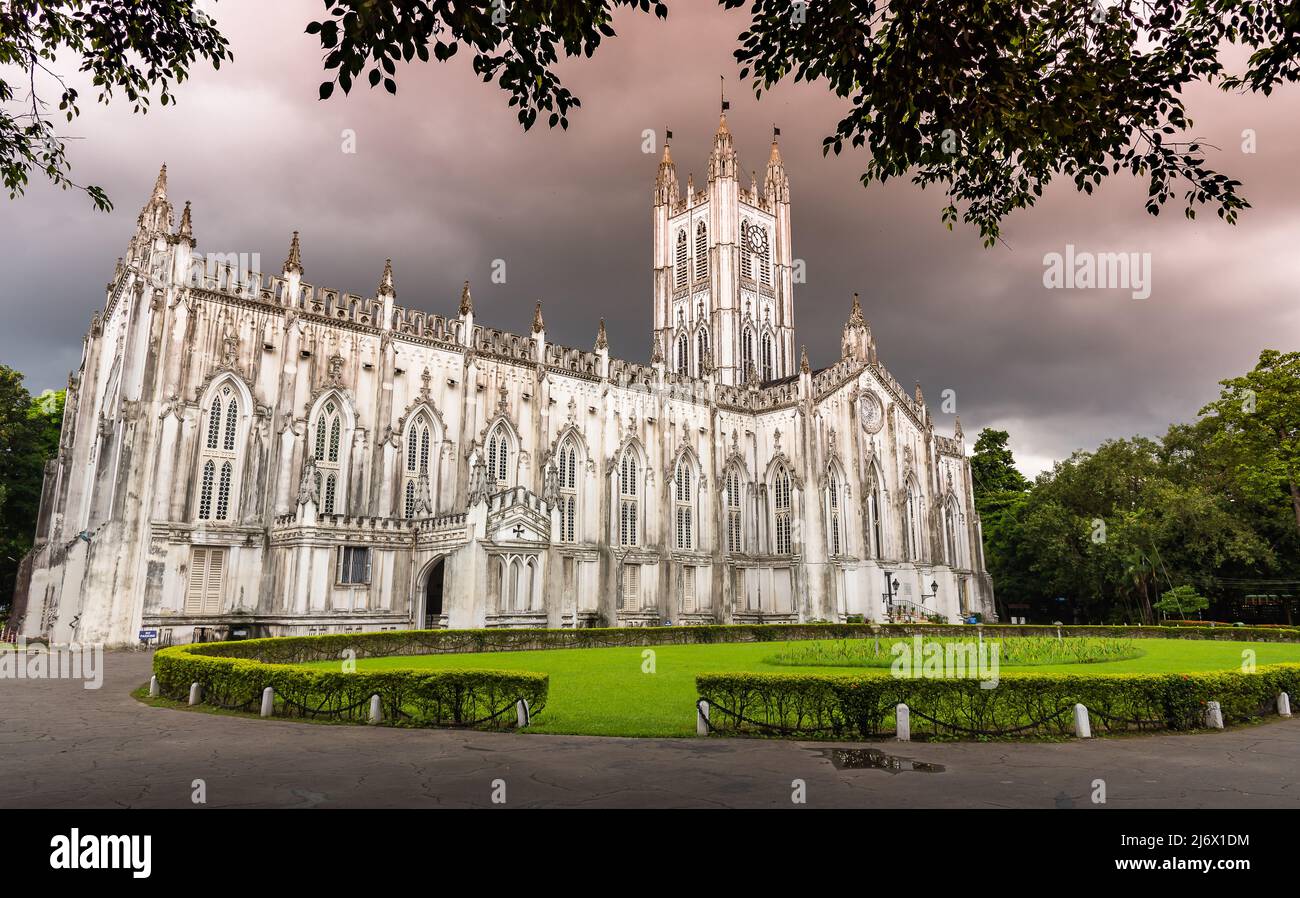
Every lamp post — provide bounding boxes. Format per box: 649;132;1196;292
921;579;939;605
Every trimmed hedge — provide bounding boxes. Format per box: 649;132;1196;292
168;622;1300;669
696;664;1300;739
153;643;547;728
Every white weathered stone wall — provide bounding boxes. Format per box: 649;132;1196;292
15;134;995;647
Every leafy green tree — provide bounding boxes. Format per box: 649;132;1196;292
0;371;63;604
968;428;1031;619
307;1;1300;243
1;0;231;210
1154;584;1210;618
1201;350;1300;538
970;428;1029;503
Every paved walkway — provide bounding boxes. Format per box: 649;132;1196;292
2;651;1298;808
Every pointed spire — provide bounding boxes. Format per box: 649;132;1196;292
178;201;193;240
595;318;608;350
954;416;964;440
651;333;664;364
847;292;865;327
708;104;737;182
283;231;303;275
152;163;168;201
800;345;810;374
532;301;545;334
654;130;680;205
378;258;395;297
915;382;925;405
764;125;789;203
459;280;473;316
137;162;174;235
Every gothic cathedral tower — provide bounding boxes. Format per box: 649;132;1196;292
652;109;794;386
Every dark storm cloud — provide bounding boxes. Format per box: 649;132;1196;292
1;1;1297;475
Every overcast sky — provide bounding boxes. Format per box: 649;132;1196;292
1;1;1296;477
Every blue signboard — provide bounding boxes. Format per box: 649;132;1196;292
138;629;158;641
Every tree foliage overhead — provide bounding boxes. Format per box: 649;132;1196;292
309;0;1300;244
5;1;1299;234
0;0;231;211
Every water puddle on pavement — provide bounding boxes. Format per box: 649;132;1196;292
822;748;945;774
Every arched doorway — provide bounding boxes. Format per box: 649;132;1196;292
423;558;445;629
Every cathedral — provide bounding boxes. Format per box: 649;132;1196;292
14;112;996;647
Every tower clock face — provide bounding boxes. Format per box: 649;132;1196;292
858;392;884;433
746;225;768;255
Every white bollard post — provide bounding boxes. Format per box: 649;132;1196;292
896;703;911;741
369;694;382;725
696;700;710;736
1205;700;1224;729
149;675;159;698
188;682;201;706
516;699;531;728
260;686;274;718
1073;703;1091;738
1278;692;1292;718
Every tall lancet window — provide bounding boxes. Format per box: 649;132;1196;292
903;477;920;561
740;218;753;281
558;437;579;543
868;479;884;559
761;332;775;381
402;412;433;518
944;496;961;567
674;229;688;289
676;331;689;376
773;465;793;554
696;327;710;374
674;456;695;550
724;466;743;554
618;449;640;547
694;221;708;281
826;465;844;557
315;399;343;514
759;230;772;286
197;382;241;522
487;424;513;490
742;327;755;378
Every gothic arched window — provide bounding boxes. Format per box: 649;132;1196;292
402;412;434;517
740;218;753;281
487;424;514;489
903;477;920;561
867;476;885;560
826;464;845;557
773;465;793;554
675;229;688;289
196;381;242;522
696;327;710;373
761;332;775;381
724;465;743;554
674;455;695;551
676;330;689;376
558;437;579;543
742;327;755;379
945;496;961;567
694;221;708;281
314;398;344;514
618;449;640;547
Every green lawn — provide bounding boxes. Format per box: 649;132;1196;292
300;638;1300;738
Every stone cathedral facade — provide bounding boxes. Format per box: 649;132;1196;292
15;113;995;647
